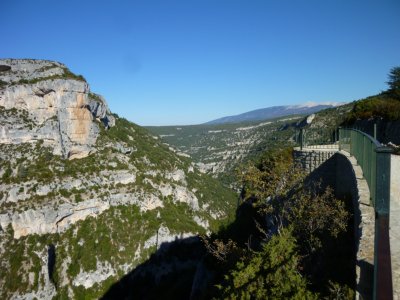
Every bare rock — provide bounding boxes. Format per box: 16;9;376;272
143;225;194;250
0;198;110;239
73;261;116;289
0;59;115;159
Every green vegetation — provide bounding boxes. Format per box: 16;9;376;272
146;115;303;186
36;63;58;73
0;79;7;88
0;106;35;129
88;92;103;103
0;201;210;299
343;67;400;123
11;66;86;86
0;108;238;298
201;147;354;299
218;228;318;299
345;94;400;122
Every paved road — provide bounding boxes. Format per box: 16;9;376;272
390;196;400;300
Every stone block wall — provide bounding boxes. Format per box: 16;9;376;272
293;147;337;173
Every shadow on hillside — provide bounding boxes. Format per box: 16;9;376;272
101;201;259;300
101;236;206;300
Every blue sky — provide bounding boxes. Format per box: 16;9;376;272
1;0;399;125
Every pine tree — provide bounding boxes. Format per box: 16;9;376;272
387;66;400;99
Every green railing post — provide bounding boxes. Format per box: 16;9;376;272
373;146;393;300
375;147;392;215
300;128;304;150
334;128;337;143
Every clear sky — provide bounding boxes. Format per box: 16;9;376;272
1;0;399;125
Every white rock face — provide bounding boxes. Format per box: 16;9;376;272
0;198;110;239
0;59;114;159
73;261;116;289
0;188;170;239
306;114;315;124
143;225;194;250
172;186;199;210
156;182;199;211
165;169;186;184
0;166;208;239
193;216;209;229
109;192;164;212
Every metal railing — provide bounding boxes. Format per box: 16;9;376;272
339;128;393;300
339;128;392;213
296;127;339;150
339;129;379;207
297;126;394;298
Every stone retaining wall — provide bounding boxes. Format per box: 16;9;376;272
293;147;337;173
294;147;375;299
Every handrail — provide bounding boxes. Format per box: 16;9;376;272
339;129;379;208
296;127;339;150
296;127;394;299
339;128;393;300
339;128;392;213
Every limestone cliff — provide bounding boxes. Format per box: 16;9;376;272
0;59;114;159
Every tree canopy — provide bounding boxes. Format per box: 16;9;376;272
387;66;400;99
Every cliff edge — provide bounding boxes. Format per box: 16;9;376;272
0;59;114;159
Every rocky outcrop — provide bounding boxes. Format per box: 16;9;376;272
0;199;110;239
0;59;114;159
143;225;194;250
73;261;116;289
87;93;115;129
0;165;212;238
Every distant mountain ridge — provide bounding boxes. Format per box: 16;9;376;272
205;102;345;125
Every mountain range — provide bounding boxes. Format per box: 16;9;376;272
205;102;345;125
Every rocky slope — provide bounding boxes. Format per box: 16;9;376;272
147;116;303;184
0;59;236;299
147;104;353;185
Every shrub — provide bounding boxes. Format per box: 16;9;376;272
345;95;400;122
12;67;86;86
0;79;7;88
218;228;318;299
